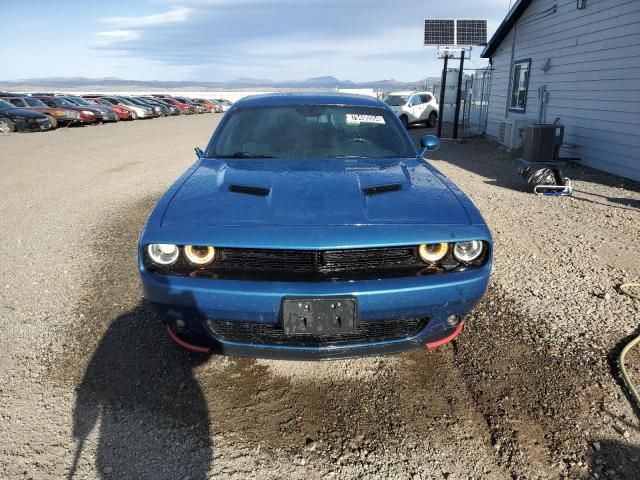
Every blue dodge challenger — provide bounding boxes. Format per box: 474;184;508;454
138;93;492;359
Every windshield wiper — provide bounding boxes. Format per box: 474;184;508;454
326;154;369;158
215;151;276;158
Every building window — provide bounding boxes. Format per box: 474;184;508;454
509;59;531;113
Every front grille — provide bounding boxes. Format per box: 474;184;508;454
206;316;429;346
207;246;430;281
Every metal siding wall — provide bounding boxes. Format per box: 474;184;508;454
485;0;640;181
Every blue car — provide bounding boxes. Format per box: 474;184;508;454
138;93;492;360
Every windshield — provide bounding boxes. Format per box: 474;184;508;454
208;105;414;159
0;99;15;111
115;97;135;106
66;96;90;106
46;97;75;107
25;97;48;107
383;95;409;107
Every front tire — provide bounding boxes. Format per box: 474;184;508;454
46;115;58;129
0;118;15;133
400;115;409;129
427;111;437;128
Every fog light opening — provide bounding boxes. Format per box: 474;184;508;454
174;318;187;333
446;314;461;327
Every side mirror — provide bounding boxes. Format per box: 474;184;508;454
420;135;440;151
195;147;204;158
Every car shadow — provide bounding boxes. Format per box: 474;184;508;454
70;290;212;479
582;439;640;479
407;127;640;197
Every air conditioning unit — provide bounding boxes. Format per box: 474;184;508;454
498;119;527;150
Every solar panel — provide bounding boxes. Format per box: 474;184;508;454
424;19;454;45
424;19;487;46
456;20;487;46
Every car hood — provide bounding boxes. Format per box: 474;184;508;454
161;158;471;228
87;105;112;112
2;108;47;119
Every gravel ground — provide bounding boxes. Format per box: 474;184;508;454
0;115;639;479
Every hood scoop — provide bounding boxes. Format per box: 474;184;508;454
362;183;402;196
228;184;270;196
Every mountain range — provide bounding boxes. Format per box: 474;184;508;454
0;76;440;92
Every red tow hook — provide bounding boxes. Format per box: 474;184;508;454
166;324;211;354
425;322;465;350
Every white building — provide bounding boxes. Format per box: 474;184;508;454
481;0;640;181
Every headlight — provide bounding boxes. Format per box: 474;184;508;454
147;244;179;265
53;109;66;117
81;110;95;116
184;245;216;266
418;243;449;263
453;241;484;263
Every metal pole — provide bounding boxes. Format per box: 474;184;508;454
452;52;465;139
437;54;448;138
478;69;486;129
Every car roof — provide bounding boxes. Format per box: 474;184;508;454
235;93;384;108
388;90;433;96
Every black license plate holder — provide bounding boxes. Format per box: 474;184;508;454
282;297;357;335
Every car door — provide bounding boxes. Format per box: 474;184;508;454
408;94;427;122
419;94;435;121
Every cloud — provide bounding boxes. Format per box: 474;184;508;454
101;7;191;28
90;0;508;81
94;30;141;47
244;27;424;59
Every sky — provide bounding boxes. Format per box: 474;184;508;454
0;0;513;82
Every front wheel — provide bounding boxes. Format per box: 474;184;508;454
427;111;437;128
400;115;409;129
0;118;15;133
130;111;138;120
46;115;58;129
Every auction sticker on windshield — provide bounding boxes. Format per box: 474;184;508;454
345;113;385;124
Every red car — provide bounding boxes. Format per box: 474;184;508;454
152;96;194;114
34;96;100;124
192;99;220;113
83;98;137;120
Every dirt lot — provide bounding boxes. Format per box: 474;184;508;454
1;114;639;479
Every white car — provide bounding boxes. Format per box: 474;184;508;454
214;99;232;112
383;91;439;128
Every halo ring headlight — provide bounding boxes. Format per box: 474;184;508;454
418;243;449;263
147;243;179;266
184;245;216;266
453;241;484;263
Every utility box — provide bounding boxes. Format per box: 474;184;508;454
523;124;564;161
498;120;527;149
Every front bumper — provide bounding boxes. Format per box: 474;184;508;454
79;112;98;123
15;117;51;132
140;264;490;359
102;111;119;122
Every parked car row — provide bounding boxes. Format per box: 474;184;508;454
0;92;231;133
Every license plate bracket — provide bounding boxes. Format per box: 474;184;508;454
282;297;357;335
